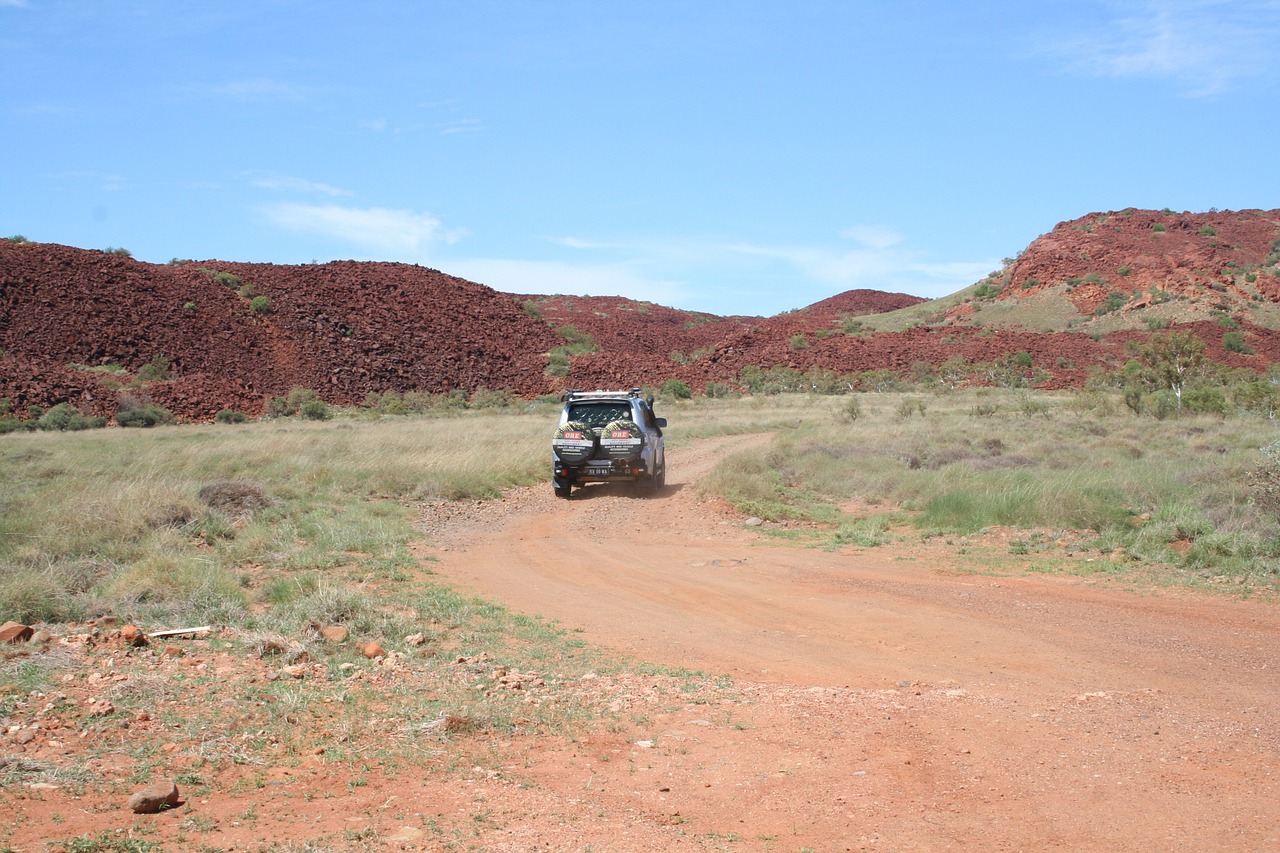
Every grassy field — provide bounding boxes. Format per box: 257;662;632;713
2;391;1278;849
3;390;1278;632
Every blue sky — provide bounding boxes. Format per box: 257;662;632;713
2;1;1277;316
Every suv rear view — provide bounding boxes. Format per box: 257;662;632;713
551;389;666;498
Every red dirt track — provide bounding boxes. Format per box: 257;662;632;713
419;434;1280;851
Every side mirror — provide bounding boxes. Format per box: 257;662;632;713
655;418;667;428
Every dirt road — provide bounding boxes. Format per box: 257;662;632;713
424;433;1280;851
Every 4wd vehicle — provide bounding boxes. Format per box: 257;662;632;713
551;388;666;499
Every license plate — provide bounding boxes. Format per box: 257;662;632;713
586;467;611;476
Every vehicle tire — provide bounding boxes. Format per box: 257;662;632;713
553;476;572;499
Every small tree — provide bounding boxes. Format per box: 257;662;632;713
1125;331;1206;410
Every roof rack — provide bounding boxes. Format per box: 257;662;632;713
564;388;642;401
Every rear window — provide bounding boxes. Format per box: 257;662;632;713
568;402;631;426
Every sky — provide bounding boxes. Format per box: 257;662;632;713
2;1;1278;317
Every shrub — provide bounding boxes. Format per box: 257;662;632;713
789;334;809;351
116;404;176;427
1182;386;1227;416
1094;291;1129;315
214;409;249;424
660;378;692;400
265;396;294;418
105;246;132;258
136;354;171;381
1223;331;1253;354
1117;266;1131;276
249;295;272;314
5;234;30;243
298;400;331;420
842;396;862;421
182;301;196;310
1250;439;1280;516
1199;225;1217;237
973;282;1002;299
1152;223;1166;233
703;382;734;399
1013;351;1033;368
36;403;107;432
469;388;518;409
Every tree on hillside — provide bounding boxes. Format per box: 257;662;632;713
1124;331;1206;411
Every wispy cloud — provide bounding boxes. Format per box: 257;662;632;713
436;118;483;136
538;227;994;310
251;176;353;197
1043;0;1280;95
260;203;466;253
0;0;32;8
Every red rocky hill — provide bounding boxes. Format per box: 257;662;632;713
3;209;1280;420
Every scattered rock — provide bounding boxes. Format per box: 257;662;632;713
127;779;181;814
281;664;308;680
87;699;115;717
361;641;386;659
0;622;34;644
319;625;348;643
120;625;149;647
744;517;764;527
403;632;426;646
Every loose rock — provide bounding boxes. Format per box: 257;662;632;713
127;779;181;814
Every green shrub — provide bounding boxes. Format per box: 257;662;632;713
36;403;107;432
1152;223;1166;233
0;415;35;434
116;404;176;428
105;246;132;258
1094;291;1129;315
1198;225;1217;237
469;388;518;409
660;378;692;400
973;282;1002;299
298;400;331;420
5;234;30;243
789;334;809;350
703;382;735;399
214;409;249;424
1223;331;1253;354
1117;266;1131;276
249;295;272;314
1181;386;1227;415
265;396;293;418
136;354;171;382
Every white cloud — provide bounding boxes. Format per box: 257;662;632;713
1045;0;1280;95
260;203;466;253
841;224;905;250
724;238;995;300
0;0;32;8
251;176;353;197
